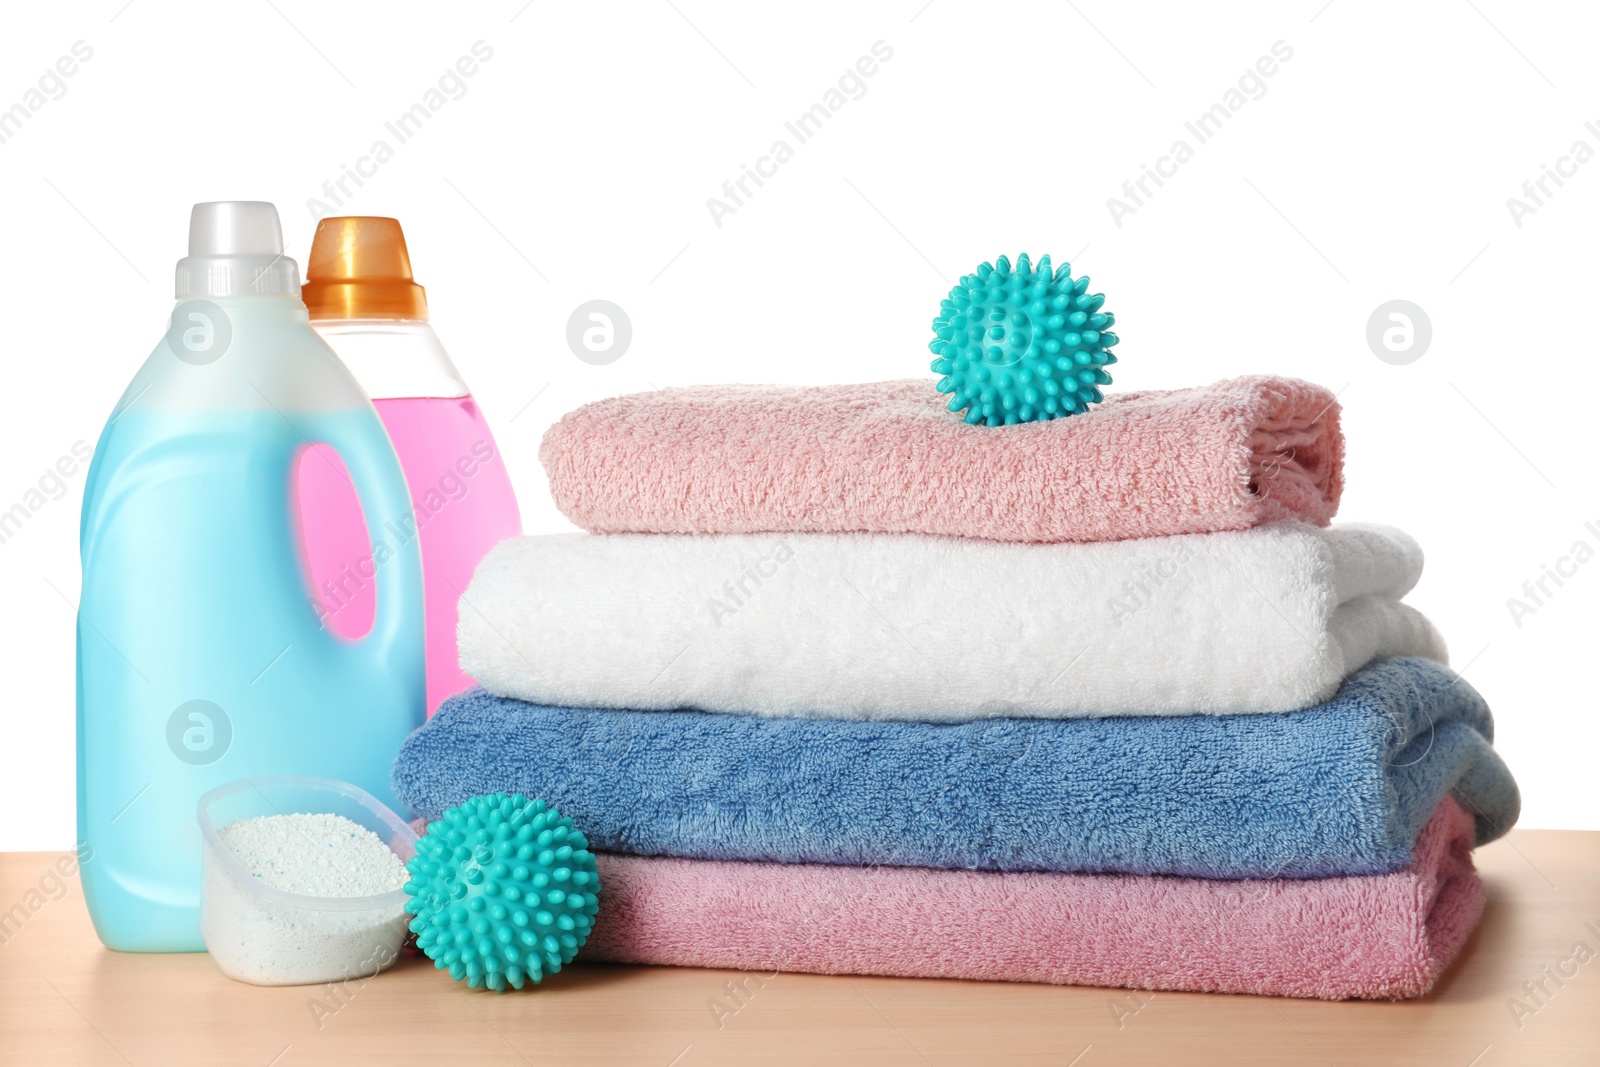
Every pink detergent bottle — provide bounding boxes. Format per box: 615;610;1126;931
298;217;521;714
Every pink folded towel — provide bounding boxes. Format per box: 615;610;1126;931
541;376;1344;543
585;799;1482;1000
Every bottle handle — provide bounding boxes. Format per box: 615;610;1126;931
314;413;425;669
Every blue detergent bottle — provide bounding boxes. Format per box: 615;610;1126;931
77;202;425;951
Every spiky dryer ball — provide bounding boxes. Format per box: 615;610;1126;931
404;793;601;991
930;254;1118;426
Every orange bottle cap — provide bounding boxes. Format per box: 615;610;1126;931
303;216;429;321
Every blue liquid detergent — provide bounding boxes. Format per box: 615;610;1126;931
77;204;423;951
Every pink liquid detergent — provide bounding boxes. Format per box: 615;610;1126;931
297;216;522;714
296;398;520;712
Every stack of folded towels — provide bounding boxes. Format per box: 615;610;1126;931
394;376;1520;1000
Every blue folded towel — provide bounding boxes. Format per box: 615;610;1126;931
392;657;1519;878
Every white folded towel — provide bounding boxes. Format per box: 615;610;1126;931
457;523;1446;720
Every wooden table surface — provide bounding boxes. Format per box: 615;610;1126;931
2;832;1597;1067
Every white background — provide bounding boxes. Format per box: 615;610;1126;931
1;1;1595;849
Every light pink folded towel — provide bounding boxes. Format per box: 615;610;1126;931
585;799;1483;1000
541;376;1344;543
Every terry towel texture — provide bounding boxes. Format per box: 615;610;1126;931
584;799;1484;1000
393;658;1518;878
458;522;1446;719
540;376;1345;544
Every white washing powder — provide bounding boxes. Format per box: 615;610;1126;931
203;812;414;986
219;813;410;897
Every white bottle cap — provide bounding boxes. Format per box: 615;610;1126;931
175;201;301;298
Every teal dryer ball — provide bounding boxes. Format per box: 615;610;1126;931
404;793;601;990
930;253;1119;426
